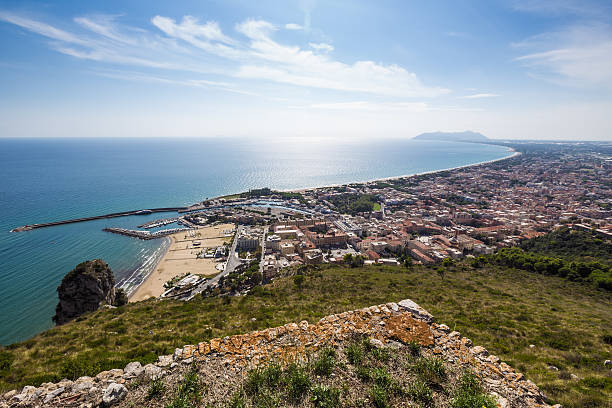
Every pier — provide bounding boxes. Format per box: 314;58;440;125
103;227;191;240
10;207;187;232
137;217;179;229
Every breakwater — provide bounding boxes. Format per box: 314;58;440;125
10;207;187;232
103;227;191;240
137;217;179;229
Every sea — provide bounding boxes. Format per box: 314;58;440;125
0;137;513;345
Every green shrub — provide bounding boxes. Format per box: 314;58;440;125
313;348;336;376
346;342;363;365
146;378;165;400
284;363;311;402
412;357;446;385
227;391;246;408
0;351;14;372
167;368;203;408
451;372;497;408
310;385;341;408
407;379;433;405
369;384;388;408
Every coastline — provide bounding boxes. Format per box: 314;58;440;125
284;147;519;193
128;224;234;302
121;236;172;299
124;146;519;302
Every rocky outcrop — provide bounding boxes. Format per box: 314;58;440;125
53;260;116;325
2;299;551;407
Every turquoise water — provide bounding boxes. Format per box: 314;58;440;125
0;137;512;345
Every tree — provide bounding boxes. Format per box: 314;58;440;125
113;288;128;307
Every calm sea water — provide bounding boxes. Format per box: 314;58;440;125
0;137;511;345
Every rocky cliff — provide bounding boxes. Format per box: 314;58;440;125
52;260;116;325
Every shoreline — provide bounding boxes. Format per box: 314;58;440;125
285;147;519;193
123;147;518;302
122;236;172;300
128;224;234;302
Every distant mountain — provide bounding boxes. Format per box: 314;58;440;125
413;131;489;142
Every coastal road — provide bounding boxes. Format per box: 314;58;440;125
259;226;268;275
190;225;244;297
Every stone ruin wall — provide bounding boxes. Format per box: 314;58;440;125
0;299;552;408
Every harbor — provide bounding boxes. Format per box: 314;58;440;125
10;207;187;232
102;227;191;240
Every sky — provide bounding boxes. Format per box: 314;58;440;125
0;0;611;140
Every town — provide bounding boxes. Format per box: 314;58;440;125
145;142;611;298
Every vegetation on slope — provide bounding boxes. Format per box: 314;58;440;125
326;193;380;215
0;262;610;407
126;335;496;407
519;226;612;264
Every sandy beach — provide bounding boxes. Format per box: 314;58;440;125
130;223;235;302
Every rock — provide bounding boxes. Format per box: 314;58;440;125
73;380;95;393
43;386;64;404
437;324;450;332
123;362;144;379
369;338;384;348
398;299;433;322
547;365;559;371
53;260;117;325
157;355;173;367
470;346;489;356
491;392;510;408
570;374;579;380
144;363;162;379
386;340;403;349
173;348;183;360
529;344;535;348
3;390;16;400
182;357;194;365
102;383;127;406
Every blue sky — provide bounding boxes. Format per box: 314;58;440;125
0;0;611;140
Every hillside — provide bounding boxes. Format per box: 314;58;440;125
520;226;612;264
413;131;489;142
0;262;610;407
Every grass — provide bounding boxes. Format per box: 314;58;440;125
216;335;497;407
165;367;203;408
0;263;610;407
451;372;497;408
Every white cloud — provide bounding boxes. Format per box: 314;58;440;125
0;12;449;98
309;42;333;52
285;23;303;30
0;12;87;45
515;23;612;88
307;101;429;111
235;19;277;41
461;93;500;99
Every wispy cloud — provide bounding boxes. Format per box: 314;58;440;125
514;23;612;88
461;93;500;99
309;42;333;52
307;101;429;111
285;23;303;30
0;12;448;98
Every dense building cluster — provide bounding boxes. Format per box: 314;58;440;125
178;143;611;282
235;145;611;277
